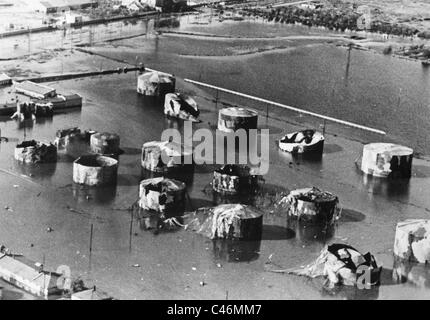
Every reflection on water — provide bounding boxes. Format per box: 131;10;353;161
13;160;57;179
72;183;117;204
212;239;261;263
361;172;410;199
287;218;336;244
393;258;430;289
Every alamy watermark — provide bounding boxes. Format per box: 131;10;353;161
160;121;270;175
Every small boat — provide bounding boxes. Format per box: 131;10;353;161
278;129;324;155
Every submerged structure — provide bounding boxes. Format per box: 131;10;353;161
212;164;259;195
11;102;54;121
14;140;57;164
139;177;186;215
0;247;62;299
54;128;97;157
186;204;264;240
394;219;430;264
360;143;413;178
280;187;339;224
141;140;193;173
137;71;175;98
90;132;121;156
73;154;118;186
217;107;258;133
278;129;324;155
164;93;200;122
286;243;381;288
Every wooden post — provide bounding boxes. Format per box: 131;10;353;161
215;89;219;109
323;119;326;136
266;104;269;118
129;210;133;252
89;223;94;254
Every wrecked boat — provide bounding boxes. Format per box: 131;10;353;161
279;187;340;224
360;142;413;179
278;129;324;155
14;140;57;164
284;243;381;288
164;93;200;122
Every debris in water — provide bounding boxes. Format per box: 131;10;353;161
280;243;381;288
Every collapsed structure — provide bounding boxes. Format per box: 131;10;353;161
394;219;430;264
141;140;193;173
73;154;118;186
137;71;176;98
360;143;413;178
164;93;200;122
212;164;259;195
279;187;339;224
54;127;96;156
139;177;186;215
11;101;54;120
90;132;121;156
278;129;325;155
217;107;258;133
286;243;381;288
14;140;57;164
186;204;264;240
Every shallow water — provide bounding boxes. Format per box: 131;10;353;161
0;15;430;300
